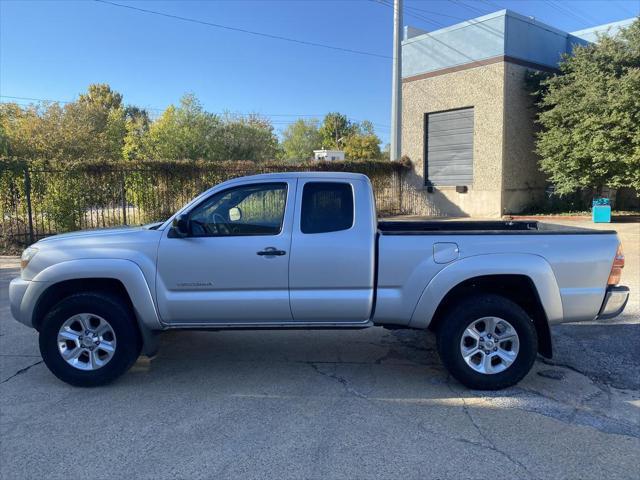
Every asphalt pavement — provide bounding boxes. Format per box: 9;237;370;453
1;220;639;480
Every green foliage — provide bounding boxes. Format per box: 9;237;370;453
281;118;322;160
0;85;384;164
122;113;150;161
319;112;356;149
532;19;640;195
343;121;382;160
0;158;410;250
0;84;127;160
343;133;381;160
317;113;383;160
144;95;220;160
215;114;280;161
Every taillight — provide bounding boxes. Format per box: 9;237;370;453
608;244;624;285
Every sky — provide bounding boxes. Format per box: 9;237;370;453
1;0;639;144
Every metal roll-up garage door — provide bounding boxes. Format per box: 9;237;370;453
425;108;474;186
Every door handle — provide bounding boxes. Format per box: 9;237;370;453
257;247;286;256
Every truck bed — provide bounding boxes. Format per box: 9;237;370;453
377;219;615;235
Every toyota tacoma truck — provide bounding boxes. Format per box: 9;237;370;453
9;172;629;389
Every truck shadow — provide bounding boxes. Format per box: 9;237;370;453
132;322;639;393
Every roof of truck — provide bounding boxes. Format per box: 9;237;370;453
227;171;369;181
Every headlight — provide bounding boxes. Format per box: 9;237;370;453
20;246;38;269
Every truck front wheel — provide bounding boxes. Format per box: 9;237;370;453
39;292;142;387
436;294;538;390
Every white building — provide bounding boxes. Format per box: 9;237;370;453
313;150;345;161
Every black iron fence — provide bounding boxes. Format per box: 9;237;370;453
0;159;410;252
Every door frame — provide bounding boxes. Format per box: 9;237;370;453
154;178;298;326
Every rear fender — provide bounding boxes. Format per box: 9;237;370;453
409;253;563;329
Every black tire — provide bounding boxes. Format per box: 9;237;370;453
39;292;142;387
436;294;537;390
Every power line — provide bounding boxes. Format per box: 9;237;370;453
448;0;489;17
0;95;76;105
542;0;594;27
369;0;444;29
476;0;504;10
93;0;391;60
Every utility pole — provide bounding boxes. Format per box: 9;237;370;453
390;0;402;161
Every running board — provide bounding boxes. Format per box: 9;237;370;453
163;320;374;331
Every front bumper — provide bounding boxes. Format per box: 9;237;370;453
8;277;51;328
597;286;629;320
9;277;31;326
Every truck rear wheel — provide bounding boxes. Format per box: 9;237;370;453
39;292;142;387
436;294;537;390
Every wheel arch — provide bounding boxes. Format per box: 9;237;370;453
33;278;129;330
410;254;563;358
428;274;552;357
30;259;161;355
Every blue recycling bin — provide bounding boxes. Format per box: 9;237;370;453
592;198;611;223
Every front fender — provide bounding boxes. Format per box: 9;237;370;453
31;259;162;332
409;253;563;328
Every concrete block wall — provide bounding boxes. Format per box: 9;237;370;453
501;62;548;214
401;61;506;217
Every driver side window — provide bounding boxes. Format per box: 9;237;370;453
189;183;287;237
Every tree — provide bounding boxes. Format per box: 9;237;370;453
344;119;382;160
0;121;8;156
144;94;220;160
73;83;127;159
532;19;640;195
281;118;321;160
216;114;279;161
78;83;123;111
0;84;130;160
319;113;356;149
317;113;382;159
142;96;279;161
122;112;150;161
343;133;381;160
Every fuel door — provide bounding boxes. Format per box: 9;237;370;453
433;242;459;264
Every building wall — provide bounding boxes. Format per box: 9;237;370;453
501;62;548;213
401;61;506;217
402;13;506;78
402;9;588;80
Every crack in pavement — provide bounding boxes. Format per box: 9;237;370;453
446;379;535;479
307;359;553;475
0;360;43;384
488;385;640;440
308;362;368;399
309;353;640;440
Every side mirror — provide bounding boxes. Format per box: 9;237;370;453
172;214;190;237
228;207;242;222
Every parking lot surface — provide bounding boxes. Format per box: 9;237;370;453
1;220;638;480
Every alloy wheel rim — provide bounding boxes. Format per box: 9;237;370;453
459;316;520;375
57;313;117;371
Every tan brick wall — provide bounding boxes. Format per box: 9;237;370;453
401;62;506;217
501;62;547;214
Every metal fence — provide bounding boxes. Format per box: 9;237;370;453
0;159;409;252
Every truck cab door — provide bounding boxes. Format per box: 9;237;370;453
288;178;376;323
155;180;295;325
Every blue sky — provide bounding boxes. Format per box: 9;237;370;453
1;0;639;144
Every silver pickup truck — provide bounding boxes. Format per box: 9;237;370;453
9;172;629;389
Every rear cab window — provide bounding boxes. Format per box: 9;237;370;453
301;182;354;234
